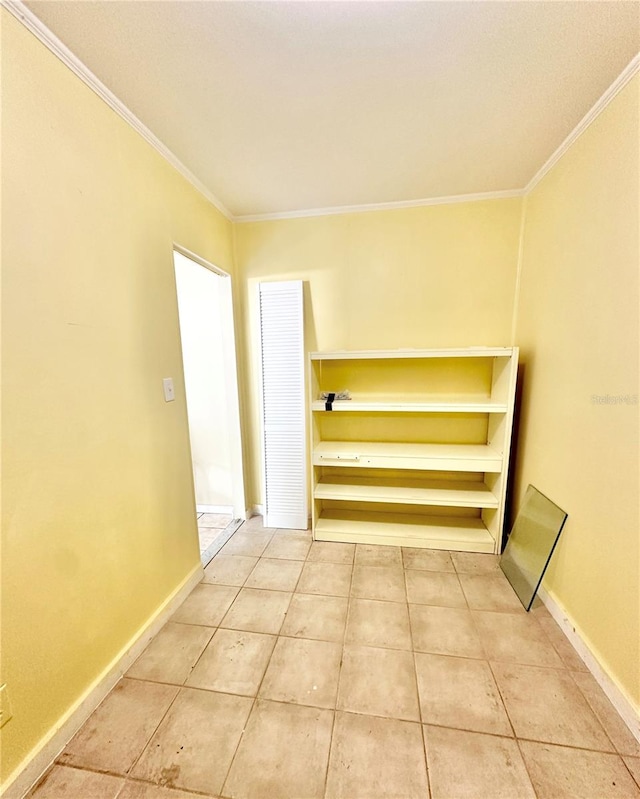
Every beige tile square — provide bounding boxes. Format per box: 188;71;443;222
492;662;614;750
405;570;466;607
26;766;124;799
625;757;640;787
220;587;292;634
198;528;220;547
424;725;535;799
219;531;272;557
198;513;232;528
59;679;178;774
127;623;213;684
346;598;411;650
275;526;311;537
409;604;484;658
451;552;501;574
402;547;455;572
520;741;640;799
171;584;238;627
262;533;311;560
472;610;564;668
307;541;355;564
244;557;304;591
297;561;352;597
186;628;276;696
132;688;252;795
280;593;348;642
351;565;406;602
259;636;342;708
536;615;588;671
202;555;258;587
222;700;333;799
337;644;420;721
572;671;640;757
458;572;525;613
355;543;403;567
326;712;428;799
239;515;272;533
415;652;511;736
118;782;217;799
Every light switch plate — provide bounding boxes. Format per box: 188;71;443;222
0;684;13;728
162;377;175;402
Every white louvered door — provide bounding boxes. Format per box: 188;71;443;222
258;280;307;529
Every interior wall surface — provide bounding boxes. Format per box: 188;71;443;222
1;11;235;785
234;198;523;507
513;75;639;709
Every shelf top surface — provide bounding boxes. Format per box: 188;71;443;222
315;440;503;460
310;347;517;360
311;394;507;412
316;510;494;540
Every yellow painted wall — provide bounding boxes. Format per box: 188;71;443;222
3;2;637;788
513;76;639;708
234;198;523;505
0;11;235;784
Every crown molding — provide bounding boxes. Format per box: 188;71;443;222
234;189;525;223
3;0;638;222
1;0;233;221
524;52;640;194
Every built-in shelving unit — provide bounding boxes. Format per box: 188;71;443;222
309;348;519;553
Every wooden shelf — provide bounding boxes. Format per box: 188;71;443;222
314;475;499;508
310;348;514;360
309;347;518;554
315;510;496;553
311;394;507;413
313;441;503;473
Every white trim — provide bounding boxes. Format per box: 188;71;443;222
4;0;638;220
235;189;524;223
0;563;203;799
538;584;640;744
1;0;232;222
196;504;234;515
250;504;265;519
173;244;230;279
310;347;514;360
172;248;247;524
525;52;640;194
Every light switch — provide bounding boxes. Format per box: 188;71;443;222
163;377;175;402
0;684;12;728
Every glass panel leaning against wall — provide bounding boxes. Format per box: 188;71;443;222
500;484;568;611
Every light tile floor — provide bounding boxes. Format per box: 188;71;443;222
27;517;640;799
198;513;233;555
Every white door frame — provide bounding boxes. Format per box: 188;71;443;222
173;243;246;521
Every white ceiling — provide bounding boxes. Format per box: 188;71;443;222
23;1;640;219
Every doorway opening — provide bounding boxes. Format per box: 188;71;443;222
173;246;246;564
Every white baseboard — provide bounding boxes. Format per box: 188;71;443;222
196;504;233;514
250;504;264;518
538;584;640;743
1;562;204;799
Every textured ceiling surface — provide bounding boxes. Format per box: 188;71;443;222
25;1;640;217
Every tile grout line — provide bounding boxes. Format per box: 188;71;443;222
109;682;182;788
623;758;640;791
403;549;434;799
216;527;303;799
565;667;622;755
45;545;638;798
125;526;266;797
321;543;356;799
